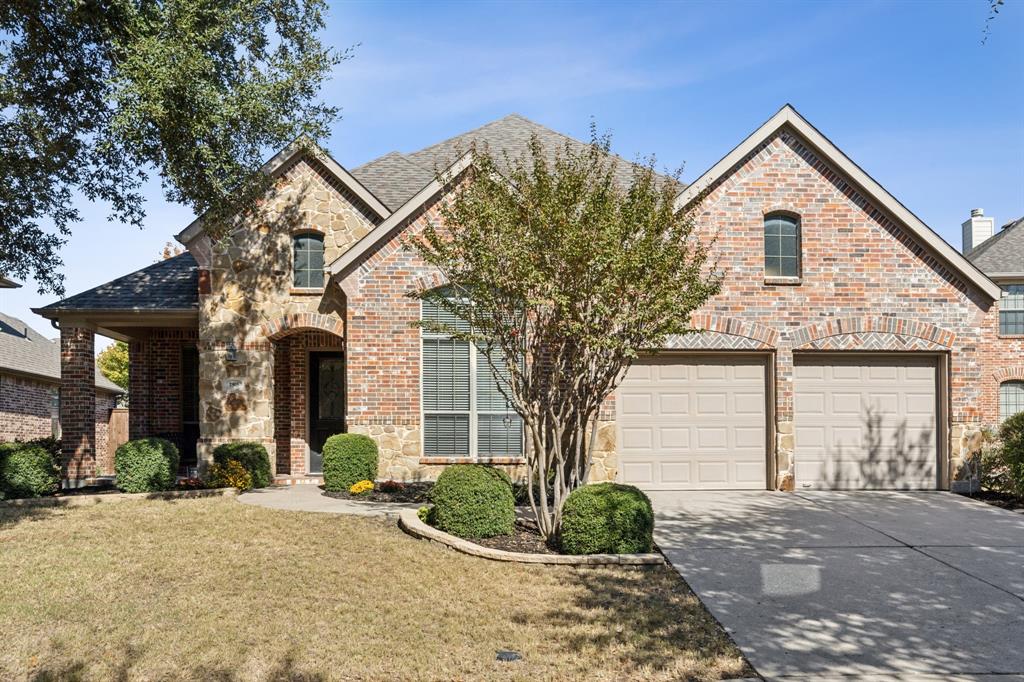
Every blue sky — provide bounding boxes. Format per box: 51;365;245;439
3;0;1022;345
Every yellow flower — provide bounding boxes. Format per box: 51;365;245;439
350;479;374;495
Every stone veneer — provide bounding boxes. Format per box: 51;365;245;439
184;156;379;473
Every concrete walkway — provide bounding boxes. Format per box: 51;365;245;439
651;490;1024;680
238;484;420;518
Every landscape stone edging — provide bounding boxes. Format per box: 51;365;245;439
0;487;238;508
397;509;665;566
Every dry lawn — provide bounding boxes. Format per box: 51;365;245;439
0;497;751;681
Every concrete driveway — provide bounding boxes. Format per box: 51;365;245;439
651;490;1024;679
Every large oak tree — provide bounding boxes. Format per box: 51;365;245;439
1;0;343;293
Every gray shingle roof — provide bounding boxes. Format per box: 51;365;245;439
36;253;199;314
967;217;1024;275
352;113;677;211
350;152;435;211
0;312;123;392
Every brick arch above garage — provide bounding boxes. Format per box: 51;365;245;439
665;314;779;350
790;316;955;351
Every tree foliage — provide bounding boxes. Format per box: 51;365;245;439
410;130;721;539
0;0;344;293
97;340;129;391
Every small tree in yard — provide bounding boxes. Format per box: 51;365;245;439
410;131;721;540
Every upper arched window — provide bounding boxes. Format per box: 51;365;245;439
293;234;324;289
764;214;801;278
1001;380;1024;422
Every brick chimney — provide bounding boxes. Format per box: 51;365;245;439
962;208;995;254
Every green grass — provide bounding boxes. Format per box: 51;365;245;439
0;497;751;681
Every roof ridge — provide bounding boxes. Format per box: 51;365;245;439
404;114;526;168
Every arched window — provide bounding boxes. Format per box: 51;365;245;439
764;213;801;278
1001;380;1024;422
293;234;324;288
421;291;523;458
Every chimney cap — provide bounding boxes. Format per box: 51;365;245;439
971;208;984;217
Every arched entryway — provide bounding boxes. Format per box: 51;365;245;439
262;315;345;476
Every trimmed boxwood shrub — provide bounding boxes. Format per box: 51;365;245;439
115;437;179;493
999;411;1024;499
0;442;60;499
322;434;378;492
560;482;654;555
212;441;272;488
430;464;514;539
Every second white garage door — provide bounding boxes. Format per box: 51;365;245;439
617;355;768;490
793;354;939;490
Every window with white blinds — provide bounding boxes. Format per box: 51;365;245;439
422;295;523;458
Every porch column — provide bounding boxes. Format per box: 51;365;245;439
60;324;96;482
128;338;151;439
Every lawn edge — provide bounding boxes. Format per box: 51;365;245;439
397;509;665;565
0;487;238;508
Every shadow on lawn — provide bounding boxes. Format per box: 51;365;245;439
514;564;752;677
31;651;324;682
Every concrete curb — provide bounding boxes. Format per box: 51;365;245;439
0;487;238;509
397;509;665;566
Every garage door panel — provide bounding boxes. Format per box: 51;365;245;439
618;355;767;491
794;355;938;490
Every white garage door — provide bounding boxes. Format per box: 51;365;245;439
793;355;938;490
617;355;768;490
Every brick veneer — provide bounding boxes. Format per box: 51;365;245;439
0;373;57;441
59;325;96;480
129;328;199;441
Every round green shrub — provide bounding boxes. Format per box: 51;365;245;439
322;434;378;492
560;483;654;555
430;464;514;539
0;442;60;498
212;441;272;488
999;411;1024;499
115;437;180;493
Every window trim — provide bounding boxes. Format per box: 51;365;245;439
1000;380;1024;423
420;298;524;461
292;232;326;290
763;212;802;284
998;283;1024;338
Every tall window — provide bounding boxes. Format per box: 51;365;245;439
421;294;523;458
1001;381;1024;422
764;213;801;278
1000;284;1024;336
293;234;324;288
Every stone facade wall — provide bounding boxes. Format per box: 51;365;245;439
0;373;57;442
186;156;379;472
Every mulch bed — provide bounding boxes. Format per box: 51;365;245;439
323;482;433;504
964;490;1024;513
472;521;559;555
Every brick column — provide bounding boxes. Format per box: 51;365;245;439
129;339;151;439
60;324;96;481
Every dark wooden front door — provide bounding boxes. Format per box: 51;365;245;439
309;352;345;473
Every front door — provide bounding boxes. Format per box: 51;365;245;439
308;352;345;474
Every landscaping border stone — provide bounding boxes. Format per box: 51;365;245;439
0;487;238;509
397;509;665;566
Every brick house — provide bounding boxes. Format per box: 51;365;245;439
0;309;124;474
34;105;1021;494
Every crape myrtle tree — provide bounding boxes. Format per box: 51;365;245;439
410;131;721;540
0;0;343;293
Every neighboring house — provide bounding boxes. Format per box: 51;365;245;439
0;312;125;474
963;212;1024;422
34;105;1016;495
